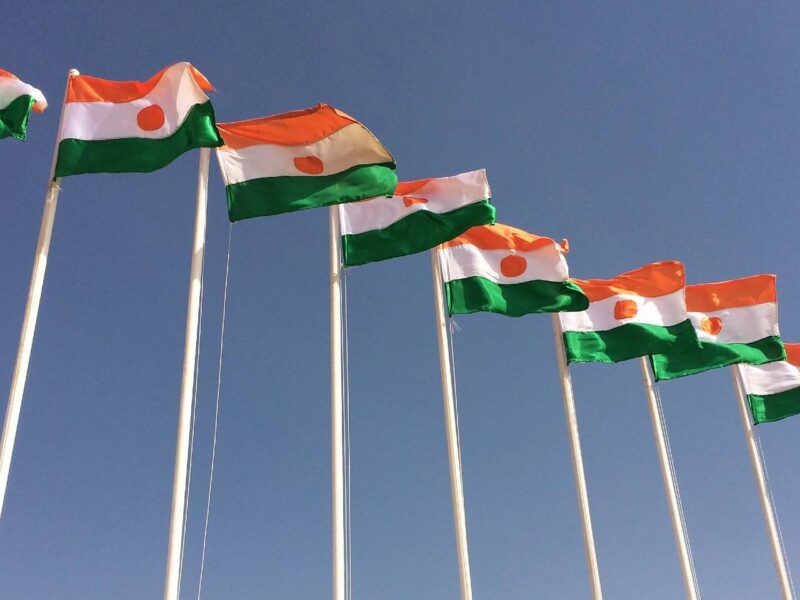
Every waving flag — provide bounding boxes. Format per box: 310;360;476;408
0;69;47;141
438;224;588;317
216;104;396;221
561;261;699;364
54;62;222;176
652;275;784;380
340;170;495;266
740;344;800;424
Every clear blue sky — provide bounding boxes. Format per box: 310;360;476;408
2;2;800;598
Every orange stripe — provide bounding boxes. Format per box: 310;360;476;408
686;274;776;312
441;223;564;252
785;344;800;367
572;261;685;302
394;178;433;196
217;104;359;149
66;63;214;103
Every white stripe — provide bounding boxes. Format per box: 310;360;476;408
216;123;392;184
438;242;568;285
688;302;778;344
560;289;687;332
740;360;800;396
339;170;490;235
0;78;46;111
58;63;208;141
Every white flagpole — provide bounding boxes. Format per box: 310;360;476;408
550;314;604;600
329;206;346;600
431;250;473;600
731;365;794;600
639;357;699;600
0;68;78;520
163;147;210;600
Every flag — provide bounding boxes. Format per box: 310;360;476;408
54;62;222;177
561;261;699;364
740;344;800;424
216;104;397;222
651;275;785;380
340;170;495;267
438;224;588;317
0;69;47;141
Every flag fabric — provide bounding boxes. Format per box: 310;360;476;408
560;261;699;364
54;62;222;177
339;170;495;267
651;275;785;380
0;69;47;141
740;344;800;424
438;224;589;317
216;104;397;222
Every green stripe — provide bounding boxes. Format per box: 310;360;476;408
446;277;589;317
55;101;222;177
342;200;495;267
651;336;785;381
0;95;36;141
748;388;800;424
563;320;699;364
226;163;397;222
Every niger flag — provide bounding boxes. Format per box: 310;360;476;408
216;104;396;222
651;275;785;380
340;170;495;267
740;344;800;424
0;69;47;141
55;62;222;177
560;261;699;364
438;224;588;317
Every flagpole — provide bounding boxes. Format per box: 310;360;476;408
329;206;346;600
163;147;210;600
430;250;473;600
0;68;78;520
639;357;699;600
731;365;794;600
550;314;604;600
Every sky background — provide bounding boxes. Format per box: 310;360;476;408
2;1;800;599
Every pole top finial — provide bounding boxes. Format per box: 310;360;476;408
68;69;80;77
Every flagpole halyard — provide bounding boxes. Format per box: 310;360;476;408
550;314;604;600
0;68;78;520
639;357;699;600
329;206;346;600
731;365;794;600
431;249;473;600
163;147;210;600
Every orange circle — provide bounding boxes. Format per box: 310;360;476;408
293;155;325;175
136;104;166;131
500;254;527;277
701;316;723;335
614;299;638;320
